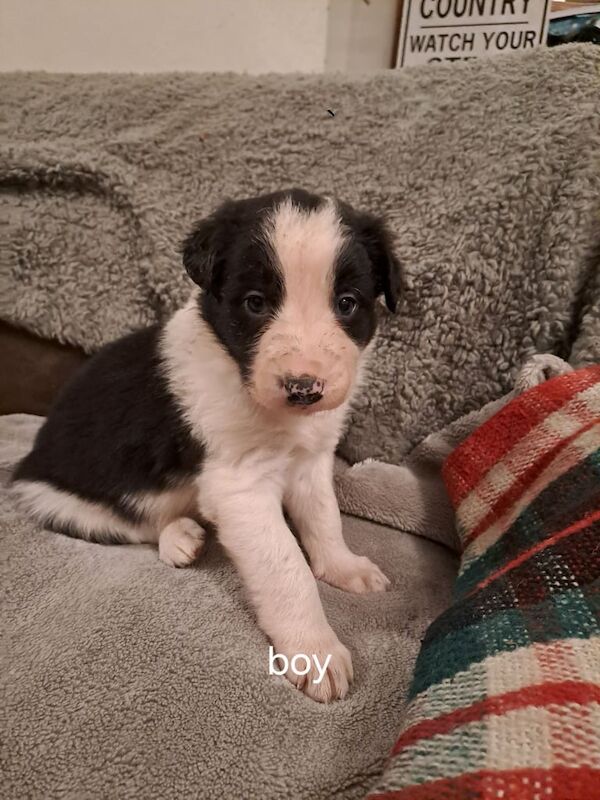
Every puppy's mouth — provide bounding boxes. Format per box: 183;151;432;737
281;397;343;415
287;393;323;408
285;398;327;415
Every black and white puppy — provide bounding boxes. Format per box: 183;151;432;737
13;188;400;702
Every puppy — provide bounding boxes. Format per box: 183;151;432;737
12;188;400;702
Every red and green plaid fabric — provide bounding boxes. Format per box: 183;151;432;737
368;365;600;800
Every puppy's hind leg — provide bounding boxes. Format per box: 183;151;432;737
158;517;206;568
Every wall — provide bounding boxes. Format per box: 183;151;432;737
0;0;330;73
0;0;400;73
327;0;399;71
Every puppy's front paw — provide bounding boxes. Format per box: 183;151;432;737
274;629;353;703
158;518;205;567
315;554;390;594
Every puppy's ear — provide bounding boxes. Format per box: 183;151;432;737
340;203;401;312
181;216;220;292
362;215;402;313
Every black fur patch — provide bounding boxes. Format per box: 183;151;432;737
332;240;379;347
12;326;203;522
199;238;284;380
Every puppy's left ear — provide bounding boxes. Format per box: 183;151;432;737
340;204;402;312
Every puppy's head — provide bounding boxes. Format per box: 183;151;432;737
182;188;400;414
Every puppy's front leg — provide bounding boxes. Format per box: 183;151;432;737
285;452;390;594
205;473;353;702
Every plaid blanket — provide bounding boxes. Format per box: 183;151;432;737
368;365;600;799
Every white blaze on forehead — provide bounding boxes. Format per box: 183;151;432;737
250;197;360;414
266;198;345;315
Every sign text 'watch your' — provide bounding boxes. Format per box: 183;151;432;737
397;1;552;68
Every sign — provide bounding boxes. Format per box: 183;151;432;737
396;1;552;67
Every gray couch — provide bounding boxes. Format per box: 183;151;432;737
1;45;599;799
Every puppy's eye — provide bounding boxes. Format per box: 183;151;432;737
244;292;268;316
336;295;358;318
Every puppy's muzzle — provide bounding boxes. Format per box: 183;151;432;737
283;374;325;407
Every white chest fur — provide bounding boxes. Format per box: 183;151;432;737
160;296;349;479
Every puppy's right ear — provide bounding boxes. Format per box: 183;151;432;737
181;216;219;291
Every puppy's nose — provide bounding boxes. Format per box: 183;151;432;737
284;374;325;406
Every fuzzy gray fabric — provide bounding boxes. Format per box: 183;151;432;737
1;46;599;465
334;353;574;552
1;413;458;800
1;356;568;799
